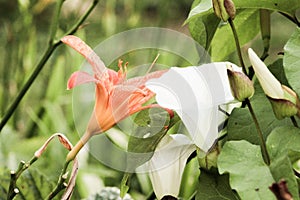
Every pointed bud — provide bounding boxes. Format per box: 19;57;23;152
227;65;254;102
248;48;300;119
248;48;284;99
212;0;236;21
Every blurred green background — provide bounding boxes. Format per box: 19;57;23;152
0;0;297;199
0;0;195;199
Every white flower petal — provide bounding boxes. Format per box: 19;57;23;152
137;134;195;199
248;48;284;98
146;62;238;152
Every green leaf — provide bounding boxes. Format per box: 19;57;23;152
266;126;300;199
227;87;290;145
233;0;300;15
218;141;276;200
227;66;291;144
266;126;300;160
219;127;300;200
211;9;260;61
283;27;300;96
126;108;170;171
188;13;220;50
268;59;289;87
196;170;240;200
186;0;213;23
0;168;56;200
269;155;299;200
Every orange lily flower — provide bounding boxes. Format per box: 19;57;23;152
62;35;167;161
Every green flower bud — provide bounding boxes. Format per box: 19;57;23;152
227;67;254;102
197;145;220;170
212;0;236;21
268;85;300;119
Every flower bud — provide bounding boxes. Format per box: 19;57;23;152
227;65;254;102
248;48;300;119
268;85;300;119
212;0;236;21
197;145;219;170
224;0;236;20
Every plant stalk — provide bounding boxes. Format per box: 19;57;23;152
245;98;270;165
0;0;99;132
46;160;71;200
228;18;270;165
228;18;247;75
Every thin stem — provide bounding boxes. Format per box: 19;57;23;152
245;98;270;165
7;156;38;200
290;116;299;128
228;17;270;165
228;18;247;75
279;12;300;27
63;0;99;37
66;131;92;162
46;160;71;200
0;0;99;132
0;45;57;132
49;0;64;44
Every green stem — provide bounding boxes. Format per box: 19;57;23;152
49;0;64;44
7;156;38;200
290;116;299;128
66;131;92;162
46;160;71;200
228;17;270;165
228;18;247;75
245;98;270;165
0;0;99;132
279;12;300;27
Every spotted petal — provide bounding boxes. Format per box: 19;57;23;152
61;35;107;79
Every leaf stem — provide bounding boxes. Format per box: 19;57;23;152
279;12;300;27
7;156;38;200
46;160;71;200
290;116;299;128
0;0;99;132
228;18;247;75
245;98;270;165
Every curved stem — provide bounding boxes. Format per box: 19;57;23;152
245;98;270;165
66;131;92;162
279;12;300;27
0;0;99;132
228;18;247;75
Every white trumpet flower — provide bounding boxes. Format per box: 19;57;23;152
146;62;243;152
137;134;195;200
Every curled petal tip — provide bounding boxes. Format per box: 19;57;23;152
67;71;96;90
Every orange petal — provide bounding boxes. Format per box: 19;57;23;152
61;35;107;78
125;69;168;89
67;71;96;89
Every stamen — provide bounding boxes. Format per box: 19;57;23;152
146;53;160;74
